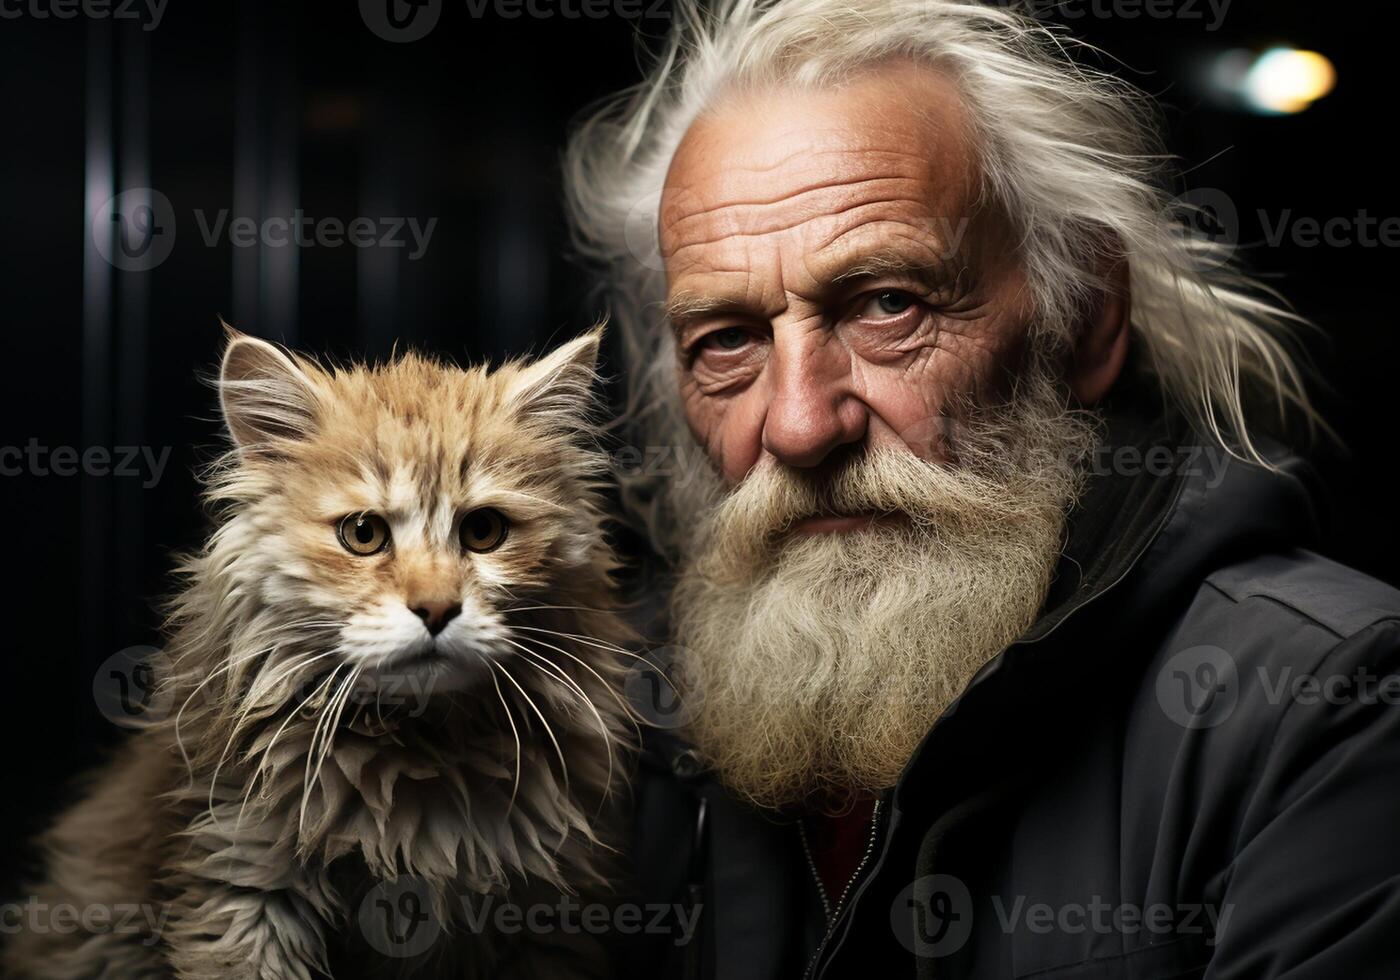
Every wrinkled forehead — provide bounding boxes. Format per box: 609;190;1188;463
658;64;981;281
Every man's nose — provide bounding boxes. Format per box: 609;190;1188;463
760;333;867;468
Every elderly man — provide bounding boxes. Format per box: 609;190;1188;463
565;1;1400;977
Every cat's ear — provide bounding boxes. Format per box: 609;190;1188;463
505;325;603;426
218;324;321;453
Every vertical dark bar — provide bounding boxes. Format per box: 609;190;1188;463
358;99;399;352
262;10;299;344
82;16;114;689
396;115;427;343
116;19;150;631
232;1;262;331
484;146;546;357
494;184;545;352
232;0;300;343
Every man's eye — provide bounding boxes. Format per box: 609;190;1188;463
704;327;750;351
860;290;916;317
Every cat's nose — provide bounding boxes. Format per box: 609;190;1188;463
411;600;462;636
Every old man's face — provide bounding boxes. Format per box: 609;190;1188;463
659;65;1110;811
660;65;1037;500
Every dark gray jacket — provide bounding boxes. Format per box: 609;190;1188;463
617;407;1400;980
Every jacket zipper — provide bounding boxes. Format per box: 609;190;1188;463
798;798;885;980
798;458;1190;980
806;473;1187;980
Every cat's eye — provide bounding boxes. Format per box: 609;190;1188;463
459;508;509;553
338;513;390;556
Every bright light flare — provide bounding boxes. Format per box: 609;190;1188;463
1203;46;1337;115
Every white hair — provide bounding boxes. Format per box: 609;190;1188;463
563;0;1318;546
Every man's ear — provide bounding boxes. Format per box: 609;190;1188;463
218;323;321;453
506;325;604;425
1068;258;1131;405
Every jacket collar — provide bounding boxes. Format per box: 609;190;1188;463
1021;401;1189;643
642;392;1321;777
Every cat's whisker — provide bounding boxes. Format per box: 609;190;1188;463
485;656;523;816
506;641;596;715
510;624;652;663
234;662;343;834
299;666;364;840
521;628;676;728
241;646;336;706
510;632;645;734
244;647;342;711
173;645;284;782
241;618;342;632
207;647;343;828
309;664;360;785
504;635;613;733
502;602;614;615
492;490;570;515
504;641;617;807
297;663;355;844
489;658;570;802
505;642;612;737
213;642;312;743
206;645;302;827
181;620;339;686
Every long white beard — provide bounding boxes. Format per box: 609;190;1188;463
670;365;1097;811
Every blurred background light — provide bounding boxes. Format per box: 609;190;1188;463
1204;45;1337;115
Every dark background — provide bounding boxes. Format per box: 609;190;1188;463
0;0;1395;887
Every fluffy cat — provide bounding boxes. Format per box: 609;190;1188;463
3;327;635;979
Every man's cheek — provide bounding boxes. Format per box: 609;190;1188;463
685;387;766;485
677;378;729;474
848;360;955;462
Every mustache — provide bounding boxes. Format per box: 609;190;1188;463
680;353;1101;575
695;447;1067;572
